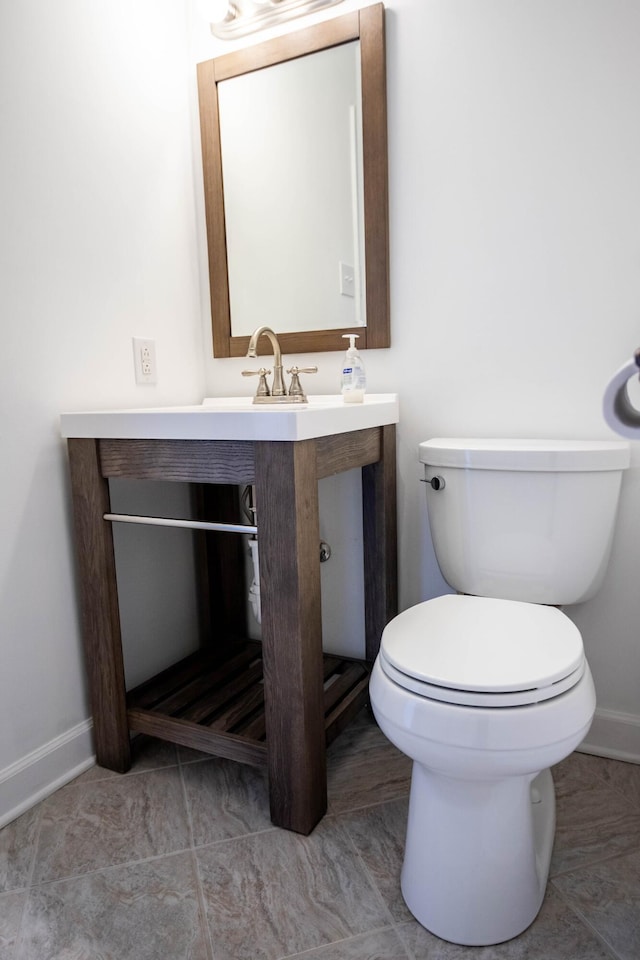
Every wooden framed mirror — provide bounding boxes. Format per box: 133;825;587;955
197;3;389;358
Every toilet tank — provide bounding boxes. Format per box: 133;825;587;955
420;439;630;605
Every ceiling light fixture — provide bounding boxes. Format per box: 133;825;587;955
207;0;345;40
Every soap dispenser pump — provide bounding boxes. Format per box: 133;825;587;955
341;334;367;403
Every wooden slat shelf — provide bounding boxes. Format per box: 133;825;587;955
126;641;371;766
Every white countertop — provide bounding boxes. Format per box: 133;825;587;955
60;394;399;443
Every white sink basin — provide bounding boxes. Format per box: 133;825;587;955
60;394;399;442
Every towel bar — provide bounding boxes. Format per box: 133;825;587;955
104;513;257;535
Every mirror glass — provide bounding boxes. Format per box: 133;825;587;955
219;41;365;336
197;4;389;357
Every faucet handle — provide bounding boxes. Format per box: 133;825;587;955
286;365;318;399
242;367;272;397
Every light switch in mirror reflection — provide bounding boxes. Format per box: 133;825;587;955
219;40;366;336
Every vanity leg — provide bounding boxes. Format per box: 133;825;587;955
192;483;248;653
254;440;326;835
362;424;398;662
67;439;131;773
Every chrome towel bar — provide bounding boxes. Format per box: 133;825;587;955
104;514;257;535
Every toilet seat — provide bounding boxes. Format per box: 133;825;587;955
380;594;585;708
379;650;585;707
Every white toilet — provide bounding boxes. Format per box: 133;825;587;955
369;438;630;946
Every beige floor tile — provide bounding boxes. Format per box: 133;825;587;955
0;808;40;894
181;756;272;845
0;891;27;960
178;745;214;765
341;798;411;923
8;731;640;960
552;751;606;785
77;735;179;784
285;926;410;959
196;818;390;960
327;711;412;815
17;852;210;960
553;848;640;960
582;754;640;809
396;886;613;959
32;767;190;883
551;761;640;876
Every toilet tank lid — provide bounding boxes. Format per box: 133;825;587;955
419;438;630;472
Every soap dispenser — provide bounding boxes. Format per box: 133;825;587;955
341;334;366;403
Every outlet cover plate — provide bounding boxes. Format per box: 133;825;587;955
132;337;157;385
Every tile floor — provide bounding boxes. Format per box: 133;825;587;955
2;710;640;959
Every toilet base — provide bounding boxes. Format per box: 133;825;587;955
401;764;555;946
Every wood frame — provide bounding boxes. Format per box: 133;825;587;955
67;424;397;835
197;3;389;358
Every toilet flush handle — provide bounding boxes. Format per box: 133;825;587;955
421;475;446;491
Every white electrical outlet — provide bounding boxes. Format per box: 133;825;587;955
132;337;157;385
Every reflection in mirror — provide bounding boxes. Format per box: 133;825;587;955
197;3;389;357
219;40;365;336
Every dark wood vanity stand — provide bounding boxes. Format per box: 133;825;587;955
66;423;397;835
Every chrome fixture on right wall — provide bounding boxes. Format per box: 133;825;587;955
603;347;640;436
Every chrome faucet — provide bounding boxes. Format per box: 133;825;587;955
244;325;318;402
246;326;286;396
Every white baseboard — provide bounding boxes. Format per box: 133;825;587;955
1;707;638;829
0;719;95;828
579;707;640;764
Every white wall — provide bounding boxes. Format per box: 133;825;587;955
0;0;205;824
3;0;640;827
193;0;640;755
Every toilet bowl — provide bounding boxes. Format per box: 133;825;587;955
371;595;595;945
369;438;629;946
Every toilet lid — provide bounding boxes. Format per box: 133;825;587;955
380;594;585;707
